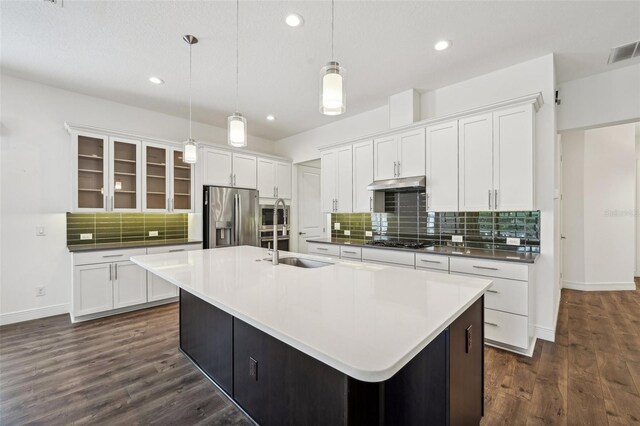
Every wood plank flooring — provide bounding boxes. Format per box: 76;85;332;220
1;281;638;425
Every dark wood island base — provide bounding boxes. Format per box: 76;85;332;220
180;289;484;426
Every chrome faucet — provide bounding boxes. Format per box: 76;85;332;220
272;198;288;265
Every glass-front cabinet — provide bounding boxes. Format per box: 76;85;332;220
74;133;109;212
171;148;193;212
143;142;170;211
109;137;141;212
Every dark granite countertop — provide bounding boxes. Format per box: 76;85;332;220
306;238;539;264
68;239;203;253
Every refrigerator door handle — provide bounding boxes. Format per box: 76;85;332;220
237;192;242;245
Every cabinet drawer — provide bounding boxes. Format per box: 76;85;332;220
362;248;415;267
415;253;448;271
450;257;528;281
73;248;146;266
484;308;529;349
340;246;362;260
147;243;202;255
308;243;340;257
484;277;528;316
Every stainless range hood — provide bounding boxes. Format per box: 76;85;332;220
366;176;426;192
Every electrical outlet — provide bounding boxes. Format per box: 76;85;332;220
506;237;521;246
36;286;45;297
149;231;159;237
344;230;351;236
334;222;340;230
365;231;373;237
452;235;463;243
80;233;92;240
36;226;45;236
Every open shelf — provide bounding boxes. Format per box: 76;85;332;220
78;154;103;160
174;165;191;170
78;188;103;192
114;172;136;176
147;175;166;179
174;177;191;181
147;161;166;167
78;169;103;174
114;158;136;164
147;191;166;195
175;193;191;196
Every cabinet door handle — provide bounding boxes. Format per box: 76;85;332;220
169;249;185;252
343;250;357;254
484;322;499;327
102;254;124;258
335;199;338;211
420;259;442;264
393;161;397;177
369;196;373;212
109;264;112;281
487;289;499;294
104;195;107;210
274;186;276;197
494;189;498;210
473;265;499;271
397;161;401;177
171;198;174;212
111;195;114;211
114;263;118;280
276;186;278;197
426;193;430;211
317;247;328;251
488;189;492;210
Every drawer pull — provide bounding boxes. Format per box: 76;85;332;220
484;322;499;327
169;249;185;252
316;247;328;251
487;289;499;294
102;254;124;258
473;265;498;271
420;259;442;264
342;250;357;254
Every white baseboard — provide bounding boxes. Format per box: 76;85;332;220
562;280;637;291
0;303;69;326
535;325;556;342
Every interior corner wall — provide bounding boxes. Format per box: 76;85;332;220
0;75;275;324
557;63;640;132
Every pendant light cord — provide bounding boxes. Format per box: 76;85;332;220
331;0;334;60
235;0;239;112
188;41;193;140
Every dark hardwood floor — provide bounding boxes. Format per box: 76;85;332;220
1;281;638;425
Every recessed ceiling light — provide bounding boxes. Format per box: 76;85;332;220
148;76;164;84
434;40;451;51
285;13;304;27
266;115;276;121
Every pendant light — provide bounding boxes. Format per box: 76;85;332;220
183;34;198;164
228;0;247;147
319;0;345;116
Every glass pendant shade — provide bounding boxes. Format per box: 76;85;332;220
183;138;197;164
228;113;247;147
319;61;345;115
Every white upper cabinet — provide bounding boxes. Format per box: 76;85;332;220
352;140;374;213
321;146;353;213
493;105;534;211
109;137;142;212
275;162;292;199
203;148;233;186
257;158;292;199
458;113;494;211
426;121;459;212
142;142;171;212
397;128;426;178
170;147;194;212
232;153;257;189
373;129;426;180
373;136;397;180
73;132;110;212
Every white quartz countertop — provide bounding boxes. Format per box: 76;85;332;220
131;246;492;382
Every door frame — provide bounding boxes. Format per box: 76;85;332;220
294;163;322;253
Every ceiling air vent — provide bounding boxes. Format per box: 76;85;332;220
607;41;639;64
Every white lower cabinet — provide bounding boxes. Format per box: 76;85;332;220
362;248;415;267
71;243;201;322
308;242;340;258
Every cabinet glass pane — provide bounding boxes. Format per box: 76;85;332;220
78;135;105;209
113;141;137;209
146;146;167;209
173;150;191;210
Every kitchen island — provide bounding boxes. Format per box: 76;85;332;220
131;246;492;425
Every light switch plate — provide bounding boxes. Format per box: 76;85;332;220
149;231;159;237
334;222;340;230
80;233;92;240
365;231;373;237
506;237;521;246
344;230;350;236
452;235;463;243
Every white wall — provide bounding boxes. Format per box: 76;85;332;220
562;124;636;290
557;63;640;132
276;54;559;342
0;75;275;324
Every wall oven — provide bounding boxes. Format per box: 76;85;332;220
259;204;290;251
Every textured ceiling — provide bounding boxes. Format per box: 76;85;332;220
2;1;639;141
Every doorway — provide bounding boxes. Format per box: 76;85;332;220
295;161;322;254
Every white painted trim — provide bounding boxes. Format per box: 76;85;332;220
0;304;69;326
318;92;544;151
535;325;556;342
485;336;537;357
562;280;637;291
70;298;177;323
65;122;292;162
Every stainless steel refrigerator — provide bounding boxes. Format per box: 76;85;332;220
203;186;259;248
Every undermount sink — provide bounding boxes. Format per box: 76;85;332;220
272;257;332;268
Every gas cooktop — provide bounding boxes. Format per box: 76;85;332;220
366;240;433;250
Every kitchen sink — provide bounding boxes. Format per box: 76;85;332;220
275;257;332;268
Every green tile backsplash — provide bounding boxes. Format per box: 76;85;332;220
67;213;188;247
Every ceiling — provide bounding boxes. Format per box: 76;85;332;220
2;1;639;141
